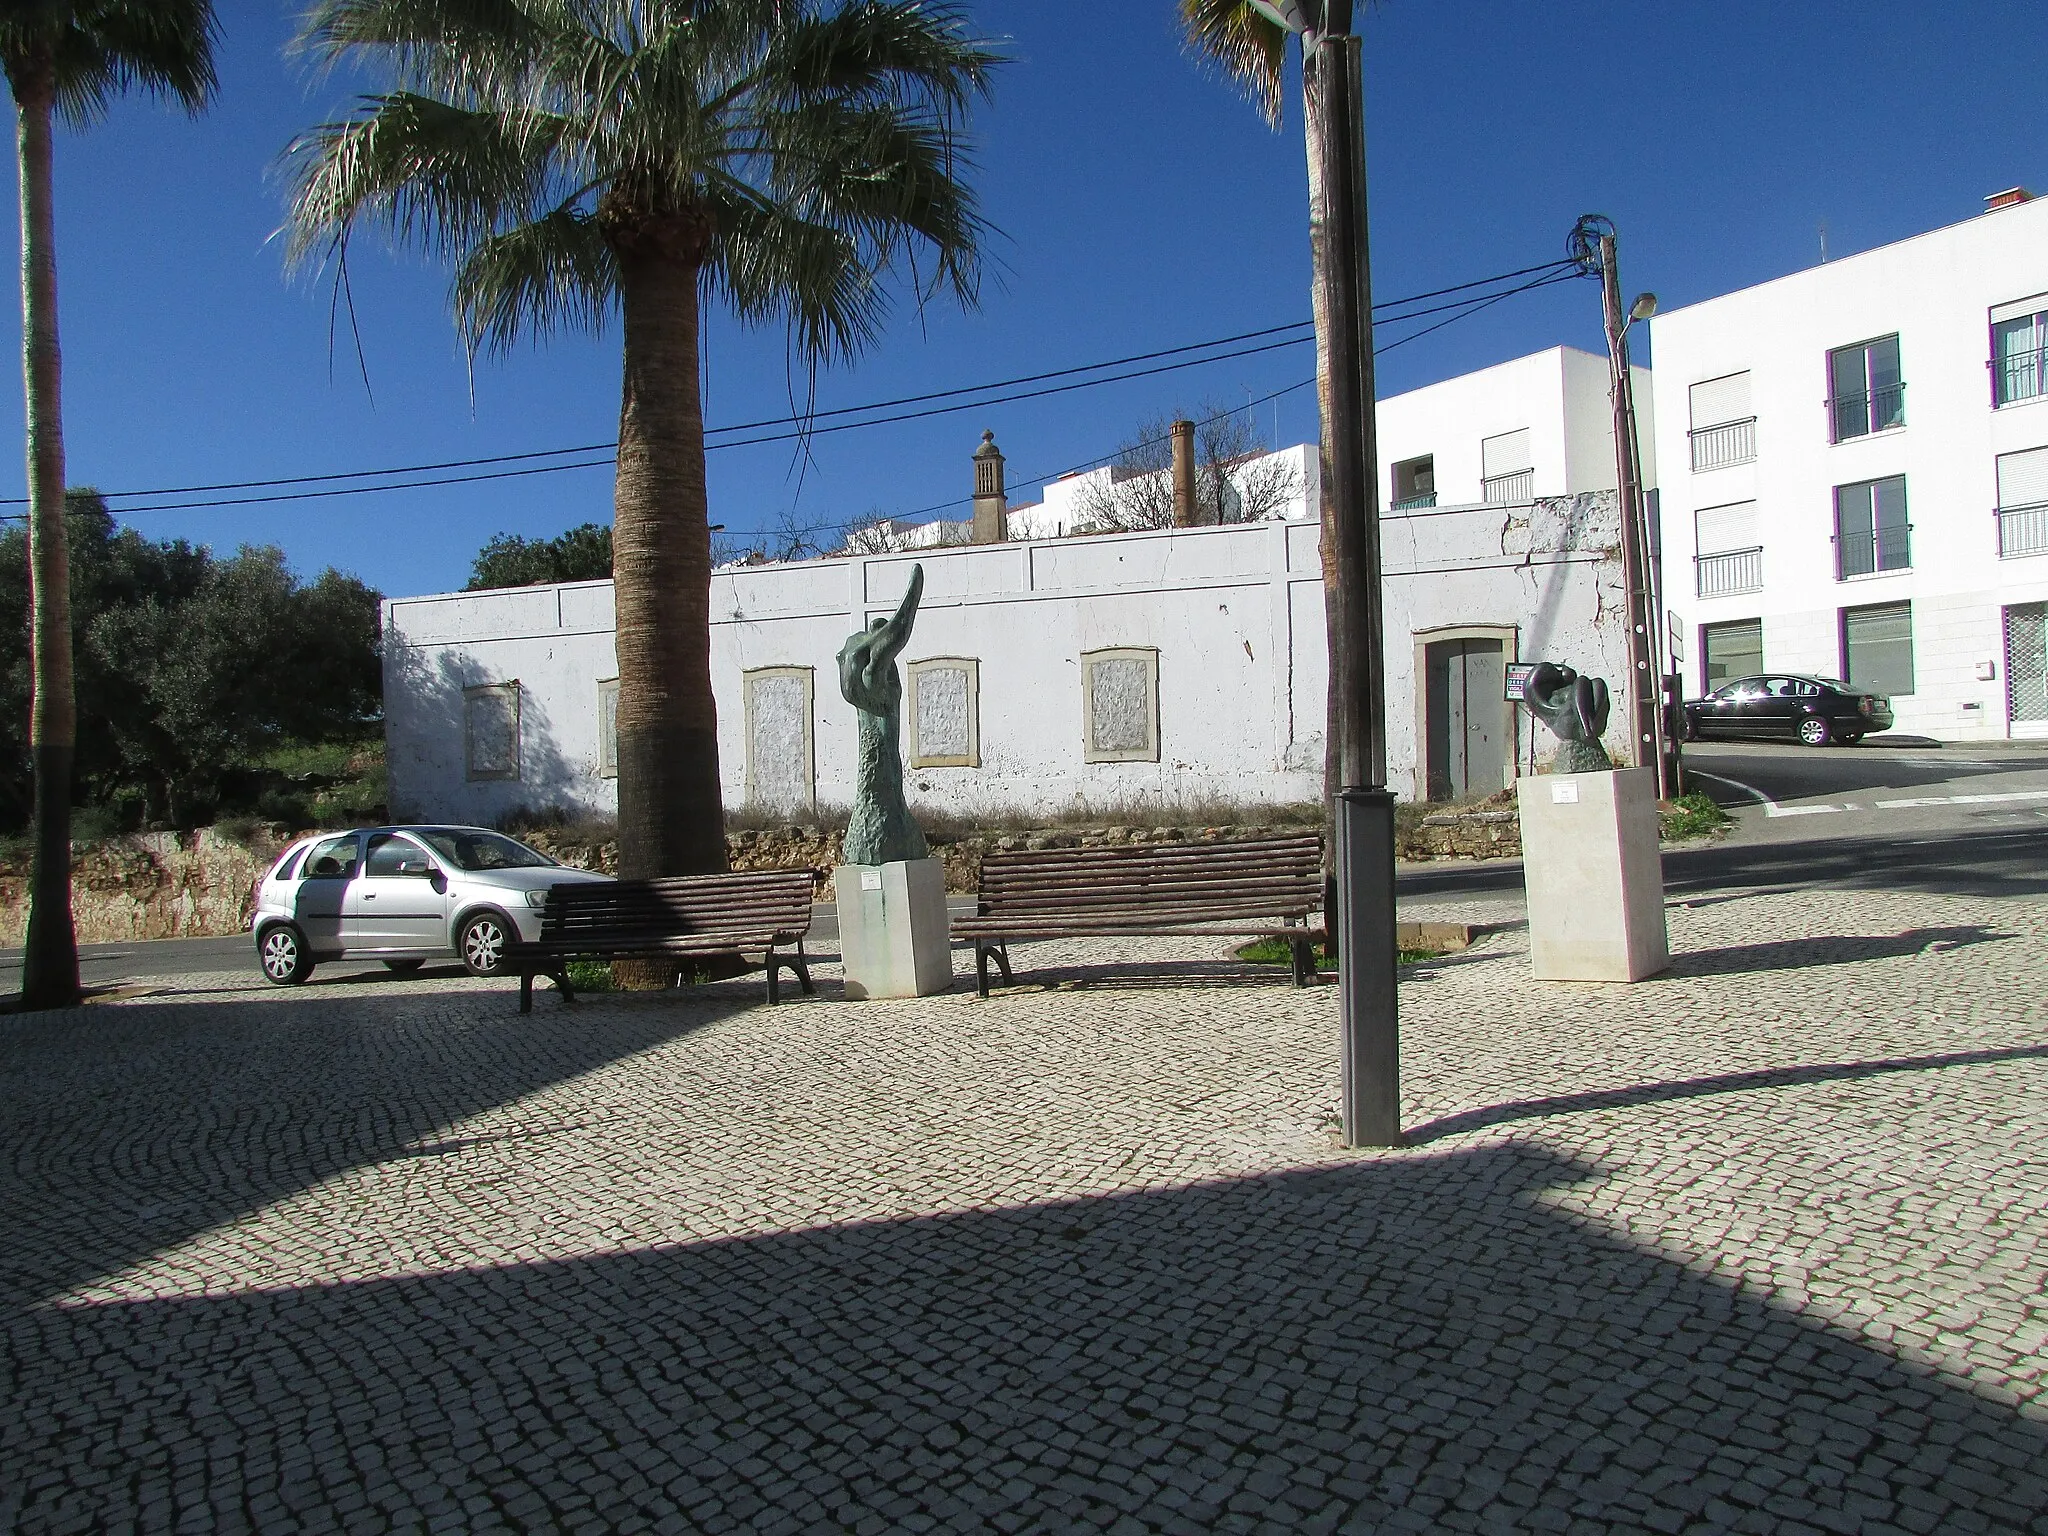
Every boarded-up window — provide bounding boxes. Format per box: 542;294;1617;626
1695;501;1759;554
1688;371;1753;429
464;682;521;782
1996;445;2048;509
1082;648;1160;763
907;658;980;768
596;678;619;779
744;667;815;814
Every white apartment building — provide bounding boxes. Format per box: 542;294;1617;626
1373;345;1655;511
1651;191;2048;739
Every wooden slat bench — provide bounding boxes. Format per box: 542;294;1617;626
510;869;822;1012
952;834;1325;996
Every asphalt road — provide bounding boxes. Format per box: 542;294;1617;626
9;740;2045;993
1683;737;2048;844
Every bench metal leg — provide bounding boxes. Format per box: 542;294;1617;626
519;969;534;1014
975;942;1013;997
1289;936;1315;988
791;940;815;996
766;949;781;1006
554;967;575;1006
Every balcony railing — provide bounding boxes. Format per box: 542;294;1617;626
1829;383;1906;442
1390;492;1437;510
1481;468;1533;504
1835;524;1912;579
1998;501;2048;558
1688;416;1756;471
1695;546;1763;598
1994;344;2048;407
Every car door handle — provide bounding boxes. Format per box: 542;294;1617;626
362;893;376;900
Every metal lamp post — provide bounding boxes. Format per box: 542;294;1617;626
1254;0;1401;1147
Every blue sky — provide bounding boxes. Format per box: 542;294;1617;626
5;0;2043;599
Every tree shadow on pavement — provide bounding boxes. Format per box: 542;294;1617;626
5;1141;2041;1532
1665;925;2017;978
0;986;746;1307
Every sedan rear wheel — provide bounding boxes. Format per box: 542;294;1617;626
459;912;513;977
1797;715;1833;747
259;925;314;986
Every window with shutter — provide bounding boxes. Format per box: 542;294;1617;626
1479;429;1533;503
1996;446;2048;557
1694;501;1759;554
1688;372;1752;429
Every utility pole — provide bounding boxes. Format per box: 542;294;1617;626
1578;216;1673;799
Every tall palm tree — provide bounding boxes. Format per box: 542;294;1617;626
1179;0;1343;897
1;1;218;1011
284;0;997;881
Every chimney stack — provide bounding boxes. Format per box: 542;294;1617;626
1986;186;2034;213
971;431;1007;544
1170;418;1198;527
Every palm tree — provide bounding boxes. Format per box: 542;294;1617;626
1;2;218;1011
284;0;997;881
1179;0;1343;900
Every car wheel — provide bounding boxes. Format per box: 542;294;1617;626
1797;715;1833;747
1680;714;1698;743
383;958;426;973
259;924;314;986
459;912;513;977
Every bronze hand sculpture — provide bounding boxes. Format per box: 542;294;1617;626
838;565;929;865
1525;662;1613;773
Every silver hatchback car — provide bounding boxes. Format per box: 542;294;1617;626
250;825;612;985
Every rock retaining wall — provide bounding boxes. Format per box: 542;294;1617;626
1;809;1526;947
0;829;282;947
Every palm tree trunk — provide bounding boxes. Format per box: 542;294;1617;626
1302;46;1346;938
609;227;727;881
15;73;79;1010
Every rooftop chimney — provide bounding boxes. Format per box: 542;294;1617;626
1986;186;2034;213
971;431;1007;544
1170;419;1198;527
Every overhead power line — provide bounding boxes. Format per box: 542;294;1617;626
0;258;1584;523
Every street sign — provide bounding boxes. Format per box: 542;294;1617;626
1504;662;1537;702
1667;610;1685;663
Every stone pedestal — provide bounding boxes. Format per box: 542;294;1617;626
1516;767;1669;982
834;858;953;999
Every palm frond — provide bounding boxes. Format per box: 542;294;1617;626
1178;0;1286;127
0;0;219;125
453;206;617;353
281;93;579;269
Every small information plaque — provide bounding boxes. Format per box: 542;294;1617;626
1505;663;1537;703
859;869;883;891
1551;780;1580;804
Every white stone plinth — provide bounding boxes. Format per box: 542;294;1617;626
834;858;953;999
1516;767;1670;982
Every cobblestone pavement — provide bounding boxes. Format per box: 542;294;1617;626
3;878;2045;1534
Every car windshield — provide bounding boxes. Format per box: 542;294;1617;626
415;829;556;872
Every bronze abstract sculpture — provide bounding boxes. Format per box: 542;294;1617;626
1526;662;1614;773
838;565;930;865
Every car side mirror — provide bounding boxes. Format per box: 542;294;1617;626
395;859;430;876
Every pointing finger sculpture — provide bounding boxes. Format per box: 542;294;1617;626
838;564;929;865
1525;662;1614;774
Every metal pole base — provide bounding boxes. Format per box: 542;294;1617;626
1335;787;1401;1147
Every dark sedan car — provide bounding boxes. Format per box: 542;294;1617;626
1682;674;1894;747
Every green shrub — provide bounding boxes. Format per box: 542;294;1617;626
1659;790;1731;841
564;960;616;992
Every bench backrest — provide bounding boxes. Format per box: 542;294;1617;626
975;834;1322;920
538;870;820;943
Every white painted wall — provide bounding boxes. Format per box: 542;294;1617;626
383;493;1629;824
1651;195;2048;739
1374;345;1655;507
